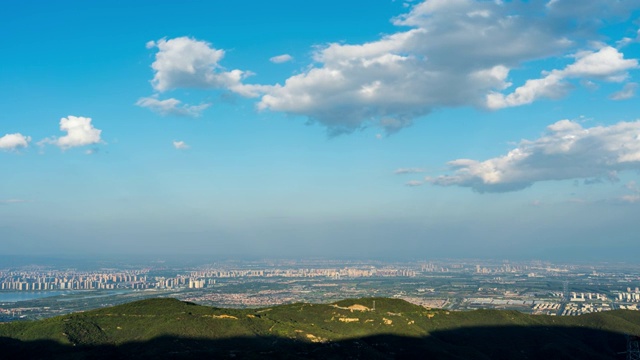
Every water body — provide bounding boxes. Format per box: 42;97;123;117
0;291;74;303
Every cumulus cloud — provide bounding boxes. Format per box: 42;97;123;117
610;82;638;100
40;116;103;149
142;2;640;135
394;168;425;174
172;140;189;150
136;96;210;117
427;119;640;193
147;37;267;97
0;133;31;151
487;47;638;109
270;54;293;63
255;1;639;134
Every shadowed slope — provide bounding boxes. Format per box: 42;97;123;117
1;297;638;359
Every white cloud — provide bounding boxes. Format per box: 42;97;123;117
487;47;638;109
564;47;637;80
0;133;31;150
394;168;425;174
136;96;210;117
172;140;189;150
256;1;638;134
40;116;102;149
610;82;637;100
147;37;266;97
143;2;640;135
427;119;640;192
149;36;224;91
270;54;293;63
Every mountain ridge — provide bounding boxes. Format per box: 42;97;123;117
1;297;639;359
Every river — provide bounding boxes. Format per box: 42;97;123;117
0;291;75;303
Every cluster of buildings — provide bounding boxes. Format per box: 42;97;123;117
188;267;417;279
0;307;24;318
183;290;299;307
0;265;419;293
616;287;640;302
475;264;528;274
154;266;417;290
0;270;148;291
531;302;561;315
562;302;611;316
2;262;639;320
569;292;608;302
154;276;211;289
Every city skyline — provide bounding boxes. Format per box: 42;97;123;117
2;258;640;320
1;1;640;260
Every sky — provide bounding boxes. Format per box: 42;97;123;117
1;0;640;261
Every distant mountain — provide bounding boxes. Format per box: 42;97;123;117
1;297;639;359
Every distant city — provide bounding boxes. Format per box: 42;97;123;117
1;259;639;321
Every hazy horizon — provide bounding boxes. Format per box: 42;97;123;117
2;1;640;261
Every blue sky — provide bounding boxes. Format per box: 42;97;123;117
2;0;640;260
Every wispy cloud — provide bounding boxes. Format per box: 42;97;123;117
0;199;30;204
172;140;189;150
610;82;637;100
394;168;425;174
619;181;640;203
405;180;423;187
620;194;640;203
270;54;293;63
136;96;210;117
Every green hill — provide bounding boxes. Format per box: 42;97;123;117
1;297;639;359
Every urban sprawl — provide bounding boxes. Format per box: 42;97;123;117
1;260;639;321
